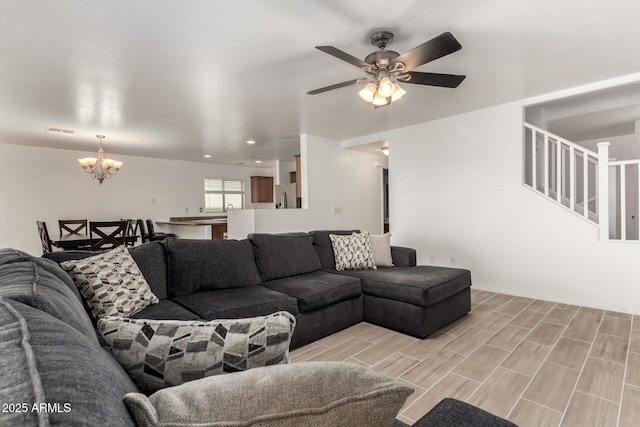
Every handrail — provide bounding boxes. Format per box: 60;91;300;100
524;122;598;158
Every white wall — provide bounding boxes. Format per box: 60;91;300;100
343;76;640;314
576;134;635;160
227;134;386;237
0;142;274;255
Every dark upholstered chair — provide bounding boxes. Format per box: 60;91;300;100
89;220;126;251
58;219;88;235
145;219;178;242
36;221;53;254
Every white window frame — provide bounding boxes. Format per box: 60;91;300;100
204;178;245;212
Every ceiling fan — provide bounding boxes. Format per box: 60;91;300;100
307;31;465;107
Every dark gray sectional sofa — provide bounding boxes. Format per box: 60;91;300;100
42;230;472;348
41;230;472;348
0;230;483;427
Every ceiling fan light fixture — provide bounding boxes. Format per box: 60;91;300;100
358;82;377;102
377;77;395;97
372;92;390;106
391;83;406;102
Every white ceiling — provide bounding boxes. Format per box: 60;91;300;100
1;0;639;167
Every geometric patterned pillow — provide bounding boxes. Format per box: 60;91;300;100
60;246;159;320
329;231;377;271
97;311;296;395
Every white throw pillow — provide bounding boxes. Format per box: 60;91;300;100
329;231;377;271
60;246;158;319
124;361;413;427
369;233;394;267
98;311;296;395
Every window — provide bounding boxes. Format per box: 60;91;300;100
204;178;245;212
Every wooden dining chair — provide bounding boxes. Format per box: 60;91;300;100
36;221;53;254
124;219;141;247
59;219;88;235
137;219;149;243
89;220;127;251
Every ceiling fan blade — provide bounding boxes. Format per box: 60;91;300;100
390;32;462;72
404;72;466;88
316;46;371;71
306;78;368;95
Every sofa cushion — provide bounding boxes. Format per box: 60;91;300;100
132;299;200;321
0;262;96;340
98;312;296;395
127;242;170;299
0;297;138;426
337;266;472;307
330;231;377;271
164;239;262;297
173;285;299;319
0;247;33;265
262;271;362;312
249;233;322;281
60;246;159;319
43;241;170;299
0;296;51;427
310;229;360;270
123;361;412;427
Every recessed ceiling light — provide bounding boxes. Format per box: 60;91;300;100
203;154;211;158
255;160;262;164
246;140;256;145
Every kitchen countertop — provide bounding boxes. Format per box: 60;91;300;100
156;216;227;226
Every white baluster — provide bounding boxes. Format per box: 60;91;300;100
620;164;626;241
583;154;589;218
544;134;549;196
570;146;575;211
556;141;562;203
531;128;537;190
597;142;610;241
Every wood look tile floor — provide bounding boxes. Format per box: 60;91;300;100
290;289;640;427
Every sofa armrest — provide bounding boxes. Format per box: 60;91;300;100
390;246;416;267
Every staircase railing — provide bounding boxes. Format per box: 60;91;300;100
522;122;636;241
608;159;640;241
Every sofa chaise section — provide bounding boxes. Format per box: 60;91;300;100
310;230;472;338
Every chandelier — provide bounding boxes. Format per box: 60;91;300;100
78;135;123;184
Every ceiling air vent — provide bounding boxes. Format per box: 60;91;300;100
45;127;75;136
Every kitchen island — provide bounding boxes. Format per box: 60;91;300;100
155;216;227;239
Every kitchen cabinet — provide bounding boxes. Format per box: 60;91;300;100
250;176;274;203
211;223;228;240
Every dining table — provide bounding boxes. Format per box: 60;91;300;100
50;233;138;250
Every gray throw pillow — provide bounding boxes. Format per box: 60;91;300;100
60;246;159;319
330;231;377;271
124;361;413;427
369;232;394;267
98;311;296;394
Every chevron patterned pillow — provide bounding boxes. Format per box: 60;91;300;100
60;246;158;319
97;311;296;394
